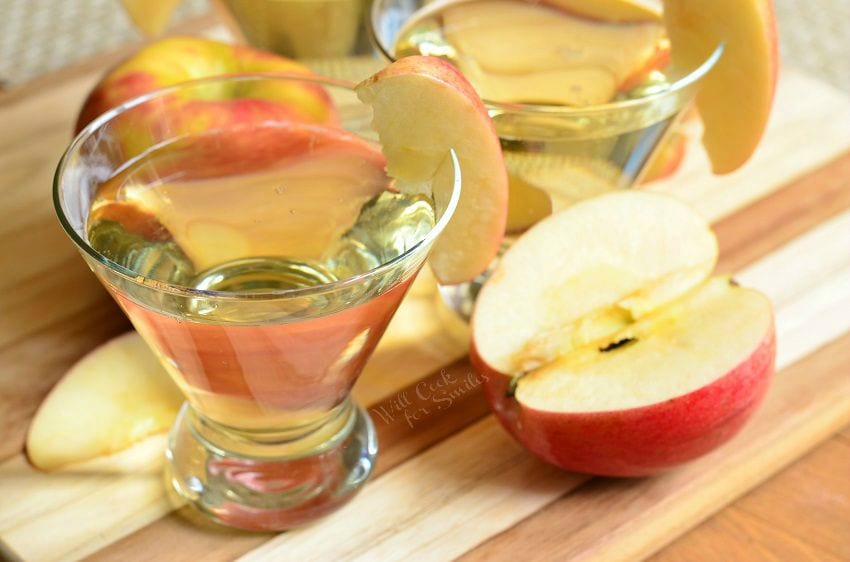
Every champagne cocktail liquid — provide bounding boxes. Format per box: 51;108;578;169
87;123;435;431
394;0;682;231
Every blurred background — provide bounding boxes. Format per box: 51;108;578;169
0;0;848;91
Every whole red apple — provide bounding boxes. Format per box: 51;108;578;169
75;36;337;134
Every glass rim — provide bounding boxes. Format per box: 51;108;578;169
53;72;463;301
368;4;724;115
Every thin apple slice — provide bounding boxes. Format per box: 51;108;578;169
112;122;389;271
435;0;667;105
27;332;183;471
473;190;717;376
356;56;508;284
662;0;778;174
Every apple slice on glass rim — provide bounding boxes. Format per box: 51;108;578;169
356;56;509;285
471;191;776;476
27;332;183;471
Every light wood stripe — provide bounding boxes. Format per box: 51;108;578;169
0;438;171;562
709;152;850;274
228;206;850;561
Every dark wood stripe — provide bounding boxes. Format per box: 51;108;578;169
86;150;850;561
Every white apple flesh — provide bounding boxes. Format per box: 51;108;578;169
356;56;509;285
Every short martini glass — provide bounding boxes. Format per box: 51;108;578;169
370;0;722;317
53;74;461;531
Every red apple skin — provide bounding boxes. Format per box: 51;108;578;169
472;321;775;477
150;116;387;181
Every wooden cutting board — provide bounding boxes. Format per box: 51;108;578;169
1;50;849;561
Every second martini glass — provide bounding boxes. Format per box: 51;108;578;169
370;0;722;317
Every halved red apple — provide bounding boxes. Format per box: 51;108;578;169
356;56;509;284
471;191;775;476
662;0;778;174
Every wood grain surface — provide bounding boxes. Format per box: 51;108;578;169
1;37;849;562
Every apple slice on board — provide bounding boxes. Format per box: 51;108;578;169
662;0;778;174
471;191;775;476
27;332;183;471
356;56;509;285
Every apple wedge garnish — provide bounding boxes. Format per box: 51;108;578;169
27;332;183;471
113;121;390;271
472;191;775;476
662;0;778;174
356;56;509;285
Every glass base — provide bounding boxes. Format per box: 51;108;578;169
165;399;377;531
